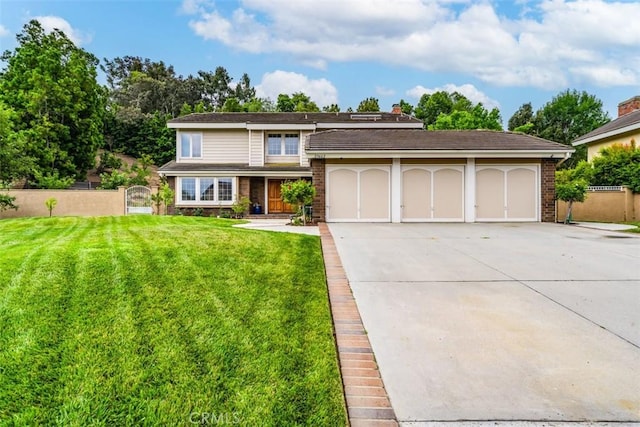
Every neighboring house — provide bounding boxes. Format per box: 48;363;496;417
573;96;640;161
306;129;573;223
158;111;422;215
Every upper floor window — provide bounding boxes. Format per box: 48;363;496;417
180;133;202;158
267;133;299;156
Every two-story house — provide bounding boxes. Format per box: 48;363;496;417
160;109;574;223
158;110;423;215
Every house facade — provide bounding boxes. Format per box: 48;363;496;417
306;129;572;223
158;111;422;215
573;96;640;161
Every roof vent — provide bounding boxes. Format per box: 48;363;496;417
350;114;382;121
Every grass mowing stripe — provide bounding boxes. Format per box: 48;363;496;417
0;218;93;423
0;216;346;426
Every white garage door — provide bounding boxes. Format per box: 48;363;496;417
401;165;464;222
326;165;390;222
476;165;538;221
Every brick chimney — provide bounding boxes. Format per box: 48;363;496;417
391;104;402;114
618;96;640;117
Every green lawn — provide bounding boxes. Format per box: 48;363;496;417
0;216;346;426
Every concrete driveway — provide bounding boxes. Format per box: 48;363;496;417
327;223;640;426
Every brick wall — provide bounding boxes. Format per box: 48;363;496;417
618;96;640;117
310;159;325;222
541;158;556;222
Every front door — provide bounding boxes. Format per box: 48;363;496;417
268;180;295;213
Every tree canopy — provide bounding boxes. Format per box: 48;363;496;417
356;97;381;112
413;91;502;130
0;20;105;186
507;90;610;166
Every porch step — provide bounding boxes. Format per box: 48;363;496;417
246;214;293;219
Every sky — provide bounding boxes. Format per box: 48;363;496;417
1;0;639;126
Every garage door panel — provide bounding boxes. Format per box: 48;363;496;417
476;168;505;219
402;168;431;220
328;169;357;220
360;168;389;220
433;168;464;220
507;168;537;219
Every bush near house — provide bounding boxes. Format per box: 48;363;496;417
0;216;346;426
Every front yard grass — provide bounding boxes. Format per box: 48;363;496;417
0;216;345;426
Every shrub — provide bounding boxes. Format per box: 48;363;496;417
591;143;640;192
0;193;18;212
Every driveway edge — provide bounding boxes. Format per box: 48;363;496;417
319;222;398;427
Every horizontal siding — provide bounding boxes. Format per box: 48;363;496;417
250;130;264;166
180;130;249;164
300;130;312;167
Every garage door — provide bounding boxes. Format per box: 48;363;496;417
401;165;464;222
326;165;390;222
476;165;538;221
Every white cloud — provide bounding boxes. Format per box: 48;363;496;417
406;83;500;110
255;70;338;107
186;0;640;90
0;25;9;37
34;16;90;45
375;86;396;97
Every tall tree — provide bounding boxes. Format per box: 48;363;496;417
0;102;33;186
233;73;256;103
356;97;380;112
198;66;233;110
398;99;414;115
414;91;454;126
0;20;104;185
323;104;340;112
429;104;502;131
533;89;610;165
276;92;319;112
508;102;534;131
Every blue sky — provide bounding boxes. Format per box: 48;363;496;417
1;0;639;125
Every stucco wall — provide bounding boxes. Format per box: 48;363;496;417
0;187;126;218
557;187;638;222
586;132;639;161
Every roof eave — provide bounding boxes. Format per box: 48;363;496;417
167;122;248;129
573;122;640;146
305;149;574;159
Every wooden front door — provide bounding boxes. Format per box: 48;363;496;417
268;180;295;213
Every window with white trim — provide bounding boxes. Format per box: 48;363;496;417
180;133;202;158
267;133;299;156
178;177;235;204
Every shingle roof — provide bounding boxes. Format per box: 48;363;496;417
168;112;422;125
573;109;640;145
158;161;310;173
306;129;572;152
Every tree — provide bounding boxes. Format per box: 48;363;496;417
0;102;32;186
356;97;380;112
45;197;58;217
221;97;244;112
556;163;591;223
198;66;233;110
281;179;316;225
591;143;640;192
508;102;534;132
414;91;454;126
533;90;610;166
233;73;256;103
0;193;18;212
0;20;104;185
276;94;295;112
323;104;340;113
429;105;502;131
399;99;414;115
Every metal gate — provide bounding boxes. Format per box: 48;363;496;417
126;185;153;214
